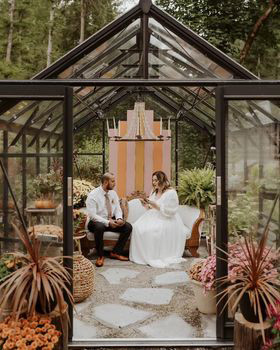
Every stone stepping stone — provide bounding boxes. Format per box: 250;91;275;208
100;268;140;284
154;271;189;285
120;288;174;305
92;304;154;329
200;314;216;338
138;314;196;338
74;299;92;314
73;317;97;339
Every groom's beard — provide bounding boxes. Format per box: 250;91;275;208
106;183;114;191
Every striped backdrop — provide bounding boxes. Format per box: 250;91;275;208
109;110;171;198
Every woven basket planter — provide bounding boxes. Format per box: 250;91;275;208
73;253;95;303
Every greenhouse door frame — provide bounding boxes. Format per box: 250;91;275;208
215;84;280;340
0;84;74;335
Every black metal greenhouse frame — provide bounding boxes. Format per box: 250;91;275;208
0;0;279;347
0;79;279;349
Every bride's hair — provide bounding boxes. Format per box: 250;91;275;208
152;171;171;193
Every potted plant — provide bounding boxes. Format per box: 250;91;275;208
262;300;280;349
178;166;215;209
73;179;94;209
0;224;74;320
188;259;216;314
0;255;24;321
217;232;280;341
73;209;87;237
33;170;62;209
0;314;62;349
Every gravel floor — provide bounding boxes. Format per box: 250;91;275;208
73;246;214;339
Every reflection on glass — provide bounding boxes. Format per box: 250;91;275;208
149;18;233;80
58;19;140;80
227;100;280;247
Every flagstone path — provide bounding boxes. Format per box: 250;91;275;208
73;247;216;340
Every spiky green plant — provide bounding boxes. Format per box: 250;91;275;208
178;166;215;208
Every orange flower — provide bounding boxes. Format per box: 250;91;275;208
30;322;37;329
39;318;51;325
17;346;28;350
25;334;33;341
35;327;43;333
30;340;38;349
51;335;59;344
47;329;55;336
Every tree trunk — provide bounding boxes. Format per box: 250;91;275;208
234;312;271;350
240;0;275;64
6;0;16;63
47;0;55;67
79;0;86;44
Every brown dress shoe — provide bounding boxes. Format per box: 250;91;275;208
109;252;129;261
95;256;104;267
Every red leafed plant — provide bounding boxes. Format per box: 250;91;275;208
217;230;280;342
0;223;73;320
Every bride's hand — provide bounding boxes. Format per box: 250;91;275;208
140;198;149;208
146;199;159;210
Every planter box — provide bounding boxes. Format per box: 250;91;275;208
191;279;216;314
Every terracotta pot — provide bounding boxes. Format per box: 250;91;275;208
191;279;216;314
0;200;15;210
35;199;57;209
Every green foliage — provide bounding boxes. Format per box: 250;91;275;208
0;255;23;283
178;166;215;208
32;169;62;199
228;193;259;237
156;0;280;79
74;138;103;185
0;0;119;79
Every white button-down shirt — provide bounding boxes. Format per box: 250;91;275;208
85;186;123;227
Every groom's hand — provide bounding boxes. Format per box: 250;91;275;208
109;219;118;228
116;218;125;227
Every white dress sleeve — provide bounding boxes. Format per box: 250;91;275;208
159;189;179;217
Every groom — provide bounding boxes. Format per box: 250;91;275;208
86;172;132;267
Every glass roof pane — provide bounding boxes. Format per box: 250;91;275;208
58;19;140;79
228;100;280;133
149;18;233;79
0;100;62;148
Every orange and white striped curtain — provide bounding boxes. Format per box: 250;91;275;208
109;110;171;198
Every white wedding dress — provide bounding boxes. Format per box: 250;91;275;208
129;189;188;268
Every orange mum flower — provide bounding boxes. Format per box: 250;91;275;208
47;329;55;336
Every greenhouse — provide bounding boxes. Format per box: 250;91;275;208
0;0;279;349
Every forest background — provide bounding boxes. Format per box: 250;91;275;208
0;0;279;183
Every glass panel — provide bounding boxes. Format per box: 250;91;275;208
149;18;233;79
58;19;140;79
227;100;280;246
0;99;64;259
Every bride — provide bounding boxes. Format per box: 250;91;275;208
129;171;188;268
